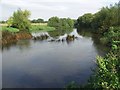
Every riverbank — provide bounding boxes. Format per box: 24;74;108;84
0;23;56;45
1;31;32;45
1;24;55;33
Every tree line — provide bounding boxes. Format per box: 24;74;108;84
47;16;74;31
2;10;74;32
76;2;120;30
31;18;47;23
72;1;120;89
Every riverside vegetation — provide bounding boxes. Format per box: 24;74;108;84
1;1;120;89
0;9;74;45
66;1;120;89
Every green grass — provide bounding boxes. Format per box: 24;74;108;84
1;25;56;33
30;25;55;32
1;26;19;33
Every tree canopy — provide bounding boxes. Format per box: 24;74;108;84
11;9;31;31
76;13;94;28
48;17;74;31
76;1;120;30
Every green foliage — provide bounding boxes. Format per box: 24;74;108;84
48;16;61;29
76;13;94;28
100;27;120;46
92;2;120;30
76;1;120;30
12;9;31;31
76;1;120;46
2;26;19;33
31;18;45;23
88;26;120;89
1;25;55;33
100;37;109;45
89;50;120;89
75;2;120;89
48;17;74;31
7;17;13;27
30;25;55;32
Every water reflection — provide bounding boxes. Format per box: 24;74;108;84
2;40;31;52
77;28;109;56
1;42;17;51
2;29;108;88
16;40;31;51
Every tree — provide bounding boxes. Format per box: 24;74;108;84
48;16;60;29
48;17;74;31
76;1;120;33
12;9;31;31
77;13;94;28
7;17;13;27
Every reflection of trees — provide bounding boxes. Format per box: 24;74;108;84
77;28;93;38
17;40;31;51
91;33;110;56
1;40;31;52
66;40;74;45
2;42;17;51
48;29;72;38
77;28;109;56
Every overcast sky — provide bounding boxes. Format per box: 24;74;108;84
0;0;119;21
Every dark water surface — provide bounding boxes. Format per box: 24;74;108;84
2;30;107;88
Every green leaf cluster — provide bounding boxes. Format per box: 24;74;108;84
11;9;31;31
48;16;74;31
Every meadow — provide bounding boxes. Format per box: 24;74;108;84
0;23;55;33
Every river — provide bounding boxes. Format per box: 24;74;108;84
1;29;108;88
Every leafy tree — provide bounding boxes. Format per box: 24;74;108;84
48;17;74;31
76;13;94;28
48;16;60;29
7;17;13;27
12;9;31;31
76;1;120;30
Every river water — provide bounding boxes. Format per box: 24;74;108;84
1;29;108;88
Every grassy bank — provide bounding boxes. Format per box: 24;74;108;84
0;23;55;45
1;26;19;33
1;31;32;45
1;23;55;33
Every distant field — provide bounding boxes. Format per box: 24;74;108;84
1;26;19;32
0;23;8;26
0;23;47;26
0;23;55;33
31;23;47;26
30;25;55;32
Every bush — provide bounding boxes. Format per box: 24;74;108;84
88;27;120;89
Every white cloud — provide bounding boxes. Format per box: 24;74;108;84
0;0;119;20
